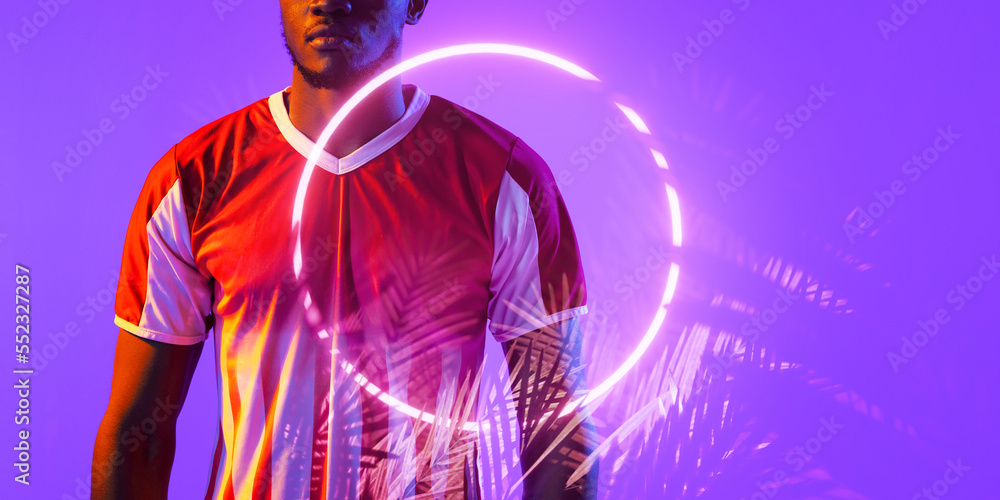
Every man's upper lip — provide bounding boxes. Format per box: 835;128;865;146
307;25;354;42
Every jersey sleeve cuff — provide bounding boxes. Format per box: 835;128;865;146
490;304;589;342
114;315;209;346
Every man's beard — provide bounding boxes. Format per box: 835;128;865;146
281;23;400;91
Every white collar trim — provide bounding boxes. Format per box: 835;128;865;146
267;85;429;175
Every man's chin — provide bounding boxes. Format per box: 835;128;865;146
295;62;355;90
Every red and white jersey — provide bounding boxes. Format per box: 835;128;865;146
113;84;588;499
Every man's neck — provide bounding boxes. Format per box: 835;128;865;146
285;72;406;159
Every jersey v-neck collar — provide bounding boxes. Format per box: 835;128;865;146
267;84;430;175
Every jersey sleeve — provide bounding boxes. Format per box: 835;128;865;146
113;145;214;345
487;138;588;342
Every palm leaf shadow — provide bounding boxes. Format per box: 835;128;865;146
577;210;942;499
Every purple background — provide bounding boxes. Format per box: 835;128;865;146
2;0;998;498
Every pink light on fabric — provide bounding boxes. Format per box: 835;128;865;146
290;43;681;430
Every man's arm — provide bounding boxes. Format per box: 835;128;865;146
501;316;599;499
91;328;203;499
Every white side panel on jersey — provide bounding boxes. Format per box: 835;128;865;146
487;171;588;342
114;178;213;345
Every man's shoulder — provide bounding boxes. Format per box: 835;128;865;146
421;93;521;156
172;92;276;166
422;94;554;179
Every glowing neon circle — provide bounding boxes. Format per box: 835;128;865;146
291;43;682;430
